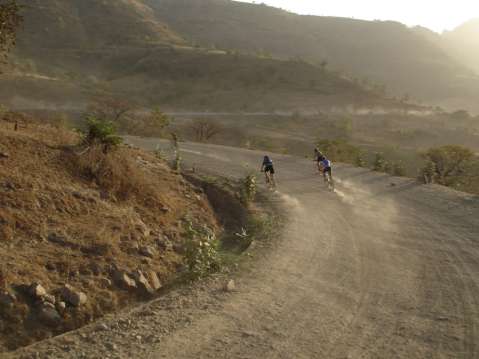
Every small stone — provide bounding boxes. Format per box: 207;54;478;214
132;270;154;295
113;270;137;290
29;283;47;299
147;271;162;291
0;152;9;159
56;301;67;312
99;277;112;288
96;323;109;331
139;246;155;258
61;284;87;307
224;280;236;292
43;293;56;305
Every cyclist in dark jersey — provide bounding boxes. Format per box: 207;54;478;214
261;155;276;189
314;148;323;172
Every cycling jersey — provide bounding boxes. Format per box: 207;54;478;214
321;159;331;168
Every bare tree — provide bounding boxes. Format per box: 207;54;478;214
0;0;23;62
87;96;137;124
189;119;223;142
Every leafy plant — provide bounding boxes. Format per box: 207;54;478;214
83;116;123;150
392;161;406;176
0;0;23;61
184;222;220;279
316;139;361;163
171;133;181;172
239;173;257;206
420;145;475;187
373;152;387;172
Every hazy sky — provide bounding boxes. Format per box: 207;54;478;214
239;0;479;32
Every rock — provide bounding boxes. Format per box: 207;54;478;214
224;280;236;292
132;270;154;295
113;270;137;290
29;283;47;299
0;291;16;308
0;151;9;159
139;246;155;258
172;243;184;254
56;301;66;312
96;323;109;331
160;206;170;213
99;277;112;288
43;293;56;305
61;284;87;307
38;304;62;327
147;271;162;291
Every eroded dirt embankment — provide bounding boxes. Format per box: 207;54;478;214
0;117;220;352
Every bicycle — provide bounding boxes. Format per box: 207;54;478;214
323;169;335;191
263;170;276;190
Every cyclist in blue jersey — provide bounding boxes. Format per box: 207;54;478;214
318;155;334;190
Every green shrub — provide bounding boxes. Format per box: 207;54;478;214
392;161;406;176
316;139;361;163
184;222;220;279
373;152;387;172
170;133;182;172
83;116;122;149
239;173;257;206
420;145;475;187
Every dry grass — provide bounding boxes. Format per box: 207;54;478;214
0;116;219;351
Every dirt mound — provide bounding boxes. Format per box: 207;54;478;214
0;117;218;351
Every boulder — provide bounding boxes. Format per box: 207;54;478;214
38;304;62;327
29;283;47;299
0;291;16;308
132;270;154;295
147;271;162;291
61;284;87;307
113;270;137;290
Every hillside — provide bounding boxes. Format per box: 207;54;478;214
144;0;479;111
442;19;479;74
0;0;414;112
17;0;184;51
0;114;218;351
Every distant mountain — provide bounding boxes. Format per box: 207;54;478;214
442;19;479;74
1;0;403;112
17;0;184;51
144;0;479;111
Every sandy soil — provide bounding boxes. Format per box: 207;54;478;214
9;138;479;359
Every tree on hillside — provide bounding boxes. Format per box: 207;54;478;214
126;107;171;137
0;0;23;61
189;119;223;142
87;96;137;127
420;145;475;187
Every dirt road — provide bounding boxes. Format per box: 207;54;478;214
10;139;479;358
124;138;479;359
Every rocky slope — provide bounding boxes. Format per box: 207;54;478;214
0;112;218;351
